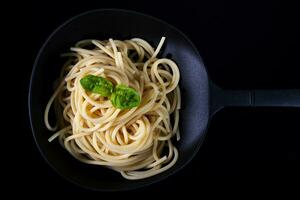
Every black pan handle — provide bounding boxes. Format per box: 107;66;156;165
210;82;300;116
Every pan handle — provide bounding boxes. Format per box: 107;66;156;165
210;82;300;116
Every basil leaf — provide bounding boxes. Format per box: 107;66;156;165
80;75;114;97
110;85;141;109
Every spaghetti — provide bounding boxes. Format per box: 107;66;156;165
44;37;181;180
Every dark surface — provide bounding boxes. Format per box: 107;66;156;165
22;0;300;193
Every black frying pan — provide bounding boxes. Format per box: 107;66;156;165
28;9;300;191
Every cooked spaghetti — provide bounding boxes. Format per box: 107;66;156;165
44;37;181;180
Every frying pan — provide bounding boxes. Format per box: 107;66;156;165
28;9;300;191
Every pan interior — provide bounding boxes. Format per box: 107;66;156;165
29;9;209;191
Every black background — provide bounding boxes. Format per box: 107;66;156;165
22;0;300;194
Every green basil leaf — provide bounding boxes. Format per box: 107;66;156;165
80;75;114;97
110;85;141;109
